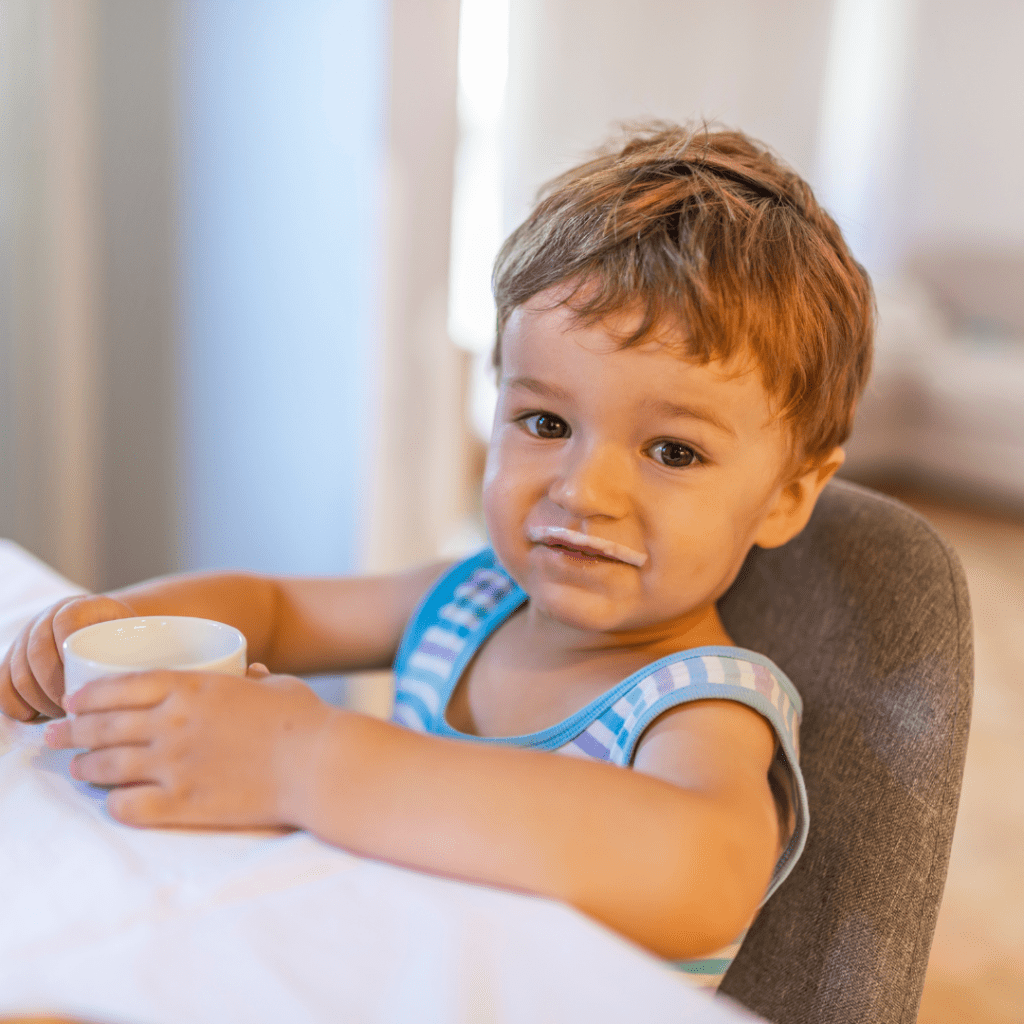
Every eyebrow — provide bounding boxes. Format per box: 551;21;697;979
507;376;573;402
507;376;738;439
643;398;738;439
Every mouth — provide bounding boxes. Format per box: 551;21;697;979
526;526;647;567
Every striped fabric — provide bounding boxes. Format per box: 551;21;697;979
392;564;516;734
392;548;809;990
555;650;801;768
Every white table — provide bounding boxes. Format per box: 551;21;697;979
0;540;764;1024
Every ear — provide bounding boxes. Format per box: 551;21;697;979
754;447;846;549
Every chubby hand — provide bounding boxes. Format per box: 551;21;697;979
44;664;335;830
0;595;137;721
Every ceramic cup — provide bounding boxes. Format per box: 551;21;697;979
62;616;247;702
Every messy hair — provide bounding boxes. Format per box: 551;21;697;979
492;121;874;466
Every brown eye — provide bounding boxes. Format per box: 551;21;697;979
526;414;569;439
652;441;699;467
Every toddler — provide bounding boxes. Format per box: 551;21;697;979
0;122;873;989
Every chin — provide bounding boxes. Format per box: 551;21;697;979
529;583;632;633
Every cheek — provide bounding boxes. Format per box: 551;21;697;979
481;439;518;538
481;481;502;540
482;430;544;508
481;436;504;494
652;484;763;568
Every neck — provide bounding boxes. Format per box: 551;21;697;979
519;601;733;665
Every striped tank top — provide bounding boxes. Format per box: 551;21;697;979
392;549;809;989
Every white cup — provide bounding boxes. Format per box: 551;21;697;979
62;616;248;702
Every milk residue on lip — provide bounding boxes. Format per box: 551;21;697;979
527;525;647;567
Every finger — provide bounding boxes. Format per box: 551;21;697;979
26;613;66;708
43;718;74;748
52;594;134;649
0;637;41;721
71;745;155;788
247;662;271;678
107;784;177;828
48;709;155;751
65;670;176;716
8;628;63;719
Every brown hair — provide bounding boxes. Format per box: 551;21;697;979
492;121;874;466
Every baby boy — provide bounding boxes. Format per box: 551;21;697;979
1;121;873;988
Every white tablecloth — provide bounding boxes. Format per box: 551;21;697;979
0;540;764;1024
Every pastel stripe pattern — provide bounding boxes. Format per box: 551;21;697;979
392;559;517;732
554;653;800;766
391;549;809;992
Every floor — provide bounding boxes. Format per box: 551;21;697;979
887;492;1024;1024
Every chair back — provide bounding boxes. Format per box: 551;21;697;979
717;480;973;1024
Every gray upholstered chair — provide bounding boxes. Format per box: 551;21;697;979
717;479;973;1024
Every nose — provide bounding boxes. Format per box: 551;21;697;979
548;440;631;520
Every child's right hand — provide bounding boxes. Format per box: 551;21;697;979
0;596;136;721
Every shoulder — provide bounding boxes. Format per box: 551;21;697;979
392;548;523;672
407;547;520;625
628;649;791;782
627;647;809;901
608;647;802;766
633;694;777;796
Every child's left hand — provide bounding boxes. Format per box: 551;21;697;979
44;664;334;830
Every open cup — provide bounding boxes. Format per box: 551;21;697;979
62;616;248;703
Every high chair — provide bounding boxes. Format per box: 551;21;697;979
716;480;973;1024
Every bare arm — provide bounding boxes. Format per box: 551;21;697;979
284;699;779;959
52;678;779;959
110;560;452;674
1;560;451;719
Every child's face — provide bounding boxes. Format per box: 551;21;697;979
483;292;805;640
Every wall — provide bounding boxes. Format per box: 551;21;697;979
178;0;386;578
97;0;178;589
904;0;1024;251
503;0;834;234
1;1;454;589
0;0;108;590
364;0;465;575
0;0;181;592
503;0;1024;278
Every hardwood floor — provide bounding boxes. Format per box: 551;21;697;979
884;491;1024;1024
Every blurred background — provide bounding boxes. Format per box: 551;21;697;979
0;1;1021;1020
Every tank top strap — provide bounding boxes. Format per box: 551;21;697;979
557;646;808;905
392;549;523;733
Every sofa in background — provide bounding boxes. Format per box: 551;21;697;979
843;248;1024;511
